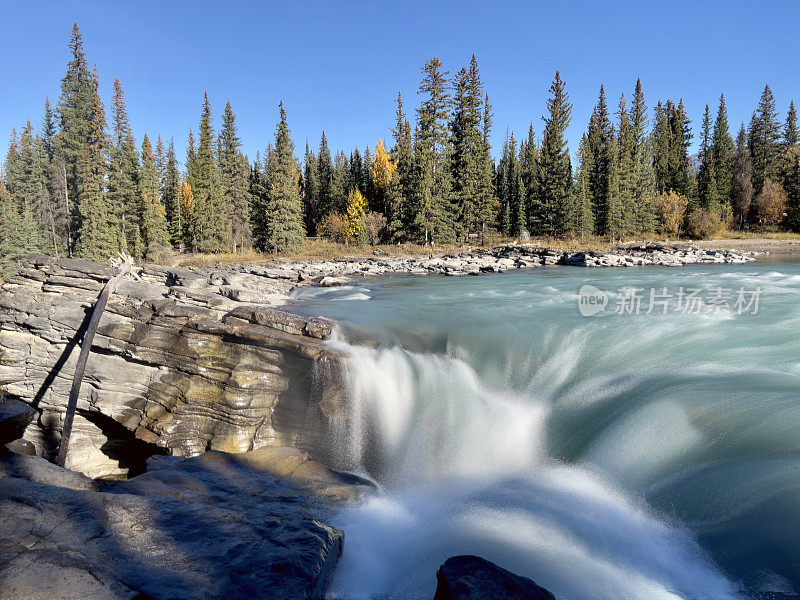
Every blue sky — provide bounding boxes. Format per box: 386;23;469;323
2;0;799;167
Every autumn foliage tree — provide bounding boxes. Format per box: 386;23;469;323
756;179;787;226
345;188;368;244
656;191;689;236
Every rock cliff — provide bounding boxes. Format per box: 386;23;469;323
0;255;345;479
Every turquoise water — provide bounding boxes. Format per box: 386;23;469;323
290;260;800;600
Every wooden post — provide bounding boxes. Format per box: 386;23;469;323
55;254;133;468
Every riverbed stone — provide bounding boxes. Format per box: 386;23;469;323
434;555;556;600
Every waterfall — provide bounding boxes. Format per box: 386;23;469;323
324;331;742;600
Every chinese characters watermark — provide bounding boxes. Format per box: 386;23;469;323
578;284;761;317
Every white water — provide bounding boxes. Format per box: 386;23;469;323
290;262;800;599
324;334;741;599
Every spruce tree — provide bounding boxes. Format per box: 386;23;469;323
5;122;46;250
55;23;95;226
606;135;625;240
586;85;613;234
749;84;782;196
631;79;655;232
497;134;524;236
316;132;334;220
187;93;228;252
573;134;595;237
302;142;320;235
711;94;735;207
162;140;183;248
0;181;37;278
256;102;305;253
330;151;350;214
74;70;120;260
108;78;141;257
785;101;799;148
616;94;635;235
390;93;414;241
139;134;170;260
732;124;754;226
697;104;720;210
42;97;56;162
533;71;572;236
450;55;492;238
782;145;800;231
520;124;537;232
412;57;454;244
218;101;251;252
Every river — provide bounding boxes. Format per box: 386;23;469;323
289;259;800;599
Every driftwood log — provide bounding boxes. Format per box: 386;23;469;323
55;254;133;468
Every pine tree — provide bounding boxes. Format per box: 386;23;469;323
362;145;374;208
520;124;537;232
107;78;141;257
255;103;305;253
711;94;735;207
390;93;414;241
162;140;183;248
317;132;334;219
782;145;800;231
0;181;37;278
573;134;595;237
606;135;625;240
74;70;119;260
749;84;782;196
616;93;635;235
784;101;799;148
586;85;613;234
139;134;170;260
187;93;228;252
5;122;46;251
42;97;56;162
671;100;693;199
697;104;720;210
450;55;492;238
732;124;754;226
412;57;454;244
302;142;320;235
218;102;251;252
497;133;524;236
533;71;572;236
631;79;655;232
330;151;350;214
55;23;96;229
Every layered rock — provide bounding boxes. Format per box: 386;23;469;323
0;255;344;479
0;445;374;600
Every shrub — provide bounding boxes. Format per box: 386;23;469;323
364;211;387;245
756;179;788;227
686;207;724;239
318;213;348;243
656;191;689;236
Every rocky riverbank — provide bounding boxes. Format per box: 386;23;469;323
212;243;758;286
0;255;347;479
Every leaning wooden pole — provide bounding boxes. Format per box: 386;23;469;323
55;254;133;468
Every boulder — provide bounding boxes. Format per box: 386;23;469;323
434;555;556;600
0;398;36;444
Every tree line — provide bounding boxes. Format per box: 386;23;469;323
3;23;800;277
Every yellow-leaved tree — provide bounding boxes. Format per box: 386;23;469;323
370;139;397;235
345;189;368;244
180;181;195;250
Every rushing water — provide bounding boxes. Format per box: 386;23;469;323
289;259;800;600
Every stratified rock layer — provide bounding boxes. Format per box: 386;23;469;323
0;446;374;600
0;255;343;479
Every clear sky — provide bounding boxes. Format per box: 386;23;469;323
2;0;799;167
